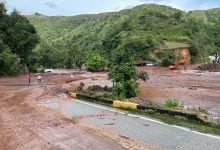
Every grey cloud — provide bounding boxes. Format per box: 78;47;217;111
45;1;58;9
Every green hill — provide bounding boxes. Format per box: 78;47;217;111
27;4;220;68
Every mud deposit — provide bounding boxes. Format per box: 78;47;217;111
0;72;149;150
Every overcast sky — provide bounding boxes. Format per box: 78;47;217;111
1;0;220;16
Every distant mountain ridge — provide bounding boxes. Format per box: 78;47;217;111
27;4;220;68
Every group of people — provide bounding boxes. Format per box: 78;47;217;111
28;74;42;84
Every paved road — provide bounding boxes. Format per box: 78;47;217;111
43;99;220;150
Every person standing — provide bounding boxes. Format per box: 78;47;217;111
28;74;31;84
38;75;42;84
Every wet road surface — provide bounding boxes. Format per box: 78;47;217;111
43;99;220;150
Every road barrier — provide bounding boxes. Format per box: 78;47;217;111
113;101;137;110
69;92;77;98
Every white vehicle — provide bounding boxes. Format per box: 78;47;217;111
209;55;220;63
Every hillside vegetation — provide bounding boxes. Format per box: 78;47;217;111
27;4;220;69
0;3;39;75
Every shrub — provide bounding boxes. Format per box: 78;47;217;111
165;98;180;108
112;80;138;99
28;64;39;73
88;85;112;94
103;86;112;92
138;71;149;81
113;83;126;100
186;106;209;115
100;93;115;99
88;91;95;96
162;55;174;66
123;80;139;98
88;85;103;91
77;82;85;91
146;109;155;115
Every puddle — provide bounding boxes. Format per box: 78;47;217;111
42;100;72;115
41;99;105;118
43;101;60;109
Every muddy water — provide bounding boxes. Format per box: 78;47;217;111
43;101;60;109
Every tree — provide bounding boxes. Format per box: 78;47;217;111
65;48;85;70
0;3;6;17
109;63;137;84
109;63;148;99
173;11;182;20
109;64;139;99
72;48;85;70
5;10;40;64
0;3;40;75
86;53;106;72
0;49;20;75
109;64;138;100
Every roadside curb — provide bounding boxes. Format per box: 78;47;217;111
113;101;138;110
69;92;77;98
69;92;217;125
75;93;113;105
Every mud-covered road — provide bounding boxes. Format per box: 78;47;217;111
0;74;150;150
0;67;220;149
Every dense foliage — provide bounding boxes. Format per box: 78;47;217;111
109;63;139;99
0;3;39;75
86;53;106;72
28;4;220;68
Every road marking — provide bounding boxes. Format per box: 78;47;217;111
75;99;220;140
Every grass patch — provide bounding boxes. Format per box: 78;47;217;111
165;98;182;108
186;106;209;115
162;41;190;49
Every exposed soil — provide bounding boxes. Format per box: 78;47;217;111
137;66;220;117
68;66;220;117
0;72;150;150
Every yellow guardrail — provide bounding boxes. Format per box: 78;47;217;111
113;101;137;110
69;92;77;98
